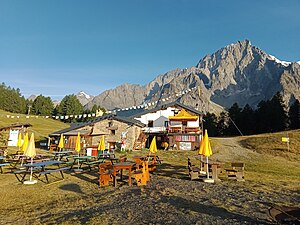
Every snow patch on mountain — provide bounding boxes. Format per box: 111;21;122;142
268;55;292;67
78;91;92;99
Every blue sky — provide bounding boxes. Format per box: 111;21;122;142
0;0;299;100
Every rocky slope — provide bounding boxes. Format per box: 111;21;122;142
85;40;300;114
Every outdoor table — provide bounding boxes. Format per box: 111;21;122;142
70;155;97;170
52;151;74;161
15;160;64;183
195;156;223;182
112;162;136;187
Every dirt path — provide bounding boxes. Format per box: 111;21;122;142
211;137;259;162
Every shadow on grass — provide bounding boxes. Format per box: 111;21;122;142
64;167;99;184
59;183;84;194
155;162;190;180
160;195;271;225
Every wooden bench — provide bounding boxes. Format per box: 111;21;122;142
225;162;245;181
133;161;148;186
14;169;32;182
38;167;69;183
0;163;10;173
118;155;127;163
82;160;104;171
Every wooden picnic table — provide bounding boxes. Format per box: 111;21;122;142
70;155;97;170
14;160;67;183
112;161;136;187
194;155;223;182
52;151;74;161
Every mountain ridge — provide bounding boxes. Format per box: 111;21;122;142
69;40;300;114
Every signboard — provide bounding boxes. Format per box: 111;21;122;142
281;137;289;142
179;142;192;150
8;129;19;146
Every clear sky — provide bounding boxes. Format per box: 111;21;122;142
0;0;299;100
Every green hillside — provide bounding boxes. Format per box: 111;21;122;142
0;109;69;143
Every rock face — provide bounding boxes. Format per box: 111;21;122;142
85;40;300;114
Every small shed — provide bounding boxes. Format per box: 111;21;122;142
0;123;32;147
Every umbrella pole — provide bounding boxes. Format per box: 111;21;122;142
206;156;209;179
200;155;203;171
77;152;80;170
29;158;33;181
147;152;151;163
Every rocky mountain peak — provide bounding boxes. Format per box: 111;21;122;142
83;40;300;115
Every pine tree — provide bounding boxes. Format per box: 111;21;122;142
203;112;218;136
57;94;84;122
32;95;54;116
289;99;300;129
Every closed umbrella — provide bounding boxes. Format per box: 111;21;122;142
58;133;64;151
98;135;105;157
199;129;213;182
75;132;81;153
149;136;157;154
21;133;29;153
23;133;37;184
17;132;23;152
148;136;157;163
74;132;82;172
20;133;29;166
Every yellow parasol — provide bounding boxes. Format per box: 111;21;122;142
17;132;23;150
98;135;105;151
23;133;37;184
198;129;213;180
198;129;212;157
21;133;29;153
24;133;37;158
149;136;157;154
75;132;81;153
58;133;64;150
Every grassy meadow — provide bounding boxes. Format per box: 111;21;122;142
0;109;69;143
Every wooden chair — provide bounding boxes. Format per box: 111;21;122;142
148;158;156;172
98;162;113;187
225;162;245;181
133;161;148;186
118;154;127;163
188;157;201;180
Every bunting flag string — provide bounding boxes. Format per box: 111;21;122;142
2;85;199;120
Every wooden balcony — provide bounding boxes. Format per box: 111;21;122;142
168;126;200;134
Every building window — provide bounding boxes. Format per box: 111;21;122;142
148;120;153;127
110;130;116;135
108;121;113;127
164;121;169;127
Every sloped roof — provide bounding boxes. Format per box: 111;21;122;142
49;114;145;137
169;108;199;121
129;101;203;119
0;123;32;131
